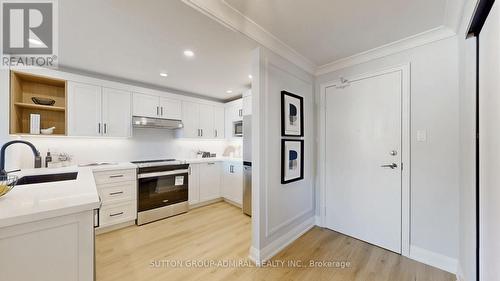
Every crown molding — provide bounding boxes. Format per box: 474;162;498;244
444;0;467;33
315;26;456;76
181;0;316;75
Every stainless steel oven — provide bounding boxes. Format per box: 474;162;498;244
133;160;189;225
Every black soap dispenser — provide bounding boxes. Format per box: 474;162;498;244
45;150;52;168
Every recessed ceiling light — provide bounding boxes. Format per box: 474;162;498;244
160;72;168;77
183;50;195;57
226;90;233;94
248;74;253;79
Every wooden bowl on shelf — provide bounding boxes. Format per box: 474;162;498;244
31;97;56;106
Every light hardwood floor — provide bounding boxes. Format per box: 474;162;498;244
96;202;455;281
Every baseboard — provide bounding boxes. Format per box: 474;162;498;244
189;198;224;209
314;215;321;227
96;220;136;235
410;245;458;274
252;216;315;265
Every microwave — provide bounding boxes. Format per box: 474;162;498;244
233;120;243;137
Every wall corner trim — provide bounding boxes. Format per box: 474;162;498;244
252;216;315;264
410;245;458;274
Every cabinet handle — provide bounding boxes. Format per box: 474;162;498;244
109;175;124;178
161;107;164;116
109;212;124;217
188;166;192;175
104;123;107;134
157;106;159;116
98;123;101;134
109;191;124;196
207;162;215;165
200;129;203;137
215;129;218;137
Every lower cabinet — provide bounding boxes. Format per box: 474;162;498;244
94;168;137;231
199;162;222;202
0;210;95;281
221;161;243;205
188;161;243;207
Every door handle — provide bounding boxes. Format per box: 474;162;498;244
380;163;398;169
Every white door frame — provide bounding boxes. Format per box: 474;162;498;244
317;64;411;257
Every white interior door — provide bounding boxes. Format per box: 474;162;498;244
325;71;402;253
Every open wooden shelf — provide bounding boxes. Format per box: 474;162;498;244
14;102;66;112
10;71;67;135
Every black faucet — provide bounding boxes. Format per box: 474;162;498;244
0;140;42;176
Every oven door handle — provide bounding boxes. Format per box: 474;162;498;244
138;169;189;179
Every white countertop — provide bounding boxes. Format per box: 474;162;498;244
183;157;243;164
0;162;135;228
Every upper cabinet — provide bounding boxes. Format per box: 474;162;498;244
132;93;182;120
68;82;131;137
225;99;243;139
132;93;158;118
178;101;224;139
102;88;132;138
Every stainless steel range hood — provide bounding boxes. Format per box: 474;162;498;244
132;116;184;129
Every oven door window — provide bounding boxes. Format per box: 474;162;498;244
138;173;188;212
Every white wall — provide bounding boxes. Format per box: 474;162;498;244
315;37;460;270
479;2;500;280
251;47;315;262
458;35;477;281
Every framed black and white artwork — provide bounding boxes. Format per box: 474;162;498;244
281;91;304;137
281;139;304;184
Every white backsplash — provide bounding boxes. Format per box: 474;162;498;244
4;128;242;171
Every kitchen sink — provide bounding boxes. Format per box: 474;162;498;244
17;172;78;186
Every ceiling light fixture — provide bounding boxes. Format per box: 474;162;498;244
160;72;168;77
248;74;253;79
226;90;233;94
183;50;195;57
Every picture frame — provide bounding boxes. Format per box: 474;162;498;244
281;91;304;137
281;139;304;184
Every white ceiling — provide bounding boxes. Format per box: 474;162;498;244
58;0;256;101
224;0;449;66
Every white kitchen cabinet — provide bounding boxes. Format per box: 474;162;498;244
0;210;95;281
133;92;159;118
68;82;102;137
102;87;131;137
214;107;225;139
188;164;200;205
160;97;182;120
68;82;132;137
132;92;182;120
222;161;243;205
179;102;224;139
94;168;137;232
198;162;222;202
199;104;214;139
181;101;200;138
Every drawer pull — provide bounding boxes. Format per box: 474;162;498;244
109;191;124;196
109;212;124;217
109;175;124;178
